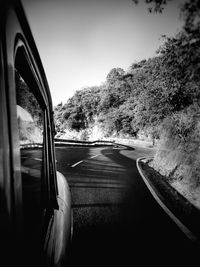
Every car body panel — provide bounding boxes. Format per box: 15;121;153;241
44;171;72;266
0;1;72;266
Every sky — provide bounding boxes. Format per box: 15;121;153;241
22;0;184;106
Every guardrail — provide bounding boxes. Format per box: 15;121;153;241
20;143;43;149
19;140;115;149
54;138;115;147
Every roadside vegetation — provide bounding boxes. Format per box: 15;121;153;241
16;71;43;145
54;0;200;207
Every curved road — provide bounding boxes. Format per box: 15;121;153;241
55;144;198;266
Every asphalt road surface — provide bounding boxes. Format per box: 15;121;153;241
56;144;198;267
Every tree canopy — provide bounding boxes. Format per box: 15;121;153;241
54;0;200;142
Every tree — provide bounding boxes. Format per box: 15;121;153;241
106;68;125;86
132;0;172;13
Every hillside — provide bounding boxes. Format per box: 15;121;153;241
54;57;163;141
54;0;200;208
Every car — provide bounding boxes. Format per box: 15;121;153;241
0;0;72;266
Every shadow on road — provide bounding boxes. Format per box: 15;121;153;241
60;145;199;267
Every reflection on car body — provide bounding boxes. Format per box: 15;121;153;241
0;0;72;266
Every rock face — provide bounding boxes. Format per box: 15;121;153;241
88;124;105;141
149;119;200;208
150;107;200;184
150;138;200;186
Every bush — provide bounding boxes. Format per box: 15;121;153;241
80;129;89;141
161;103;200;150
152;103;200;188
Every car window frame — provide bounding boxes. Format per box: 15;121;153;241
4;4;59;232
14;36;59;212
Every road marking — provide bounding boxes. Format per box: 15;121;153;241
34;158;42;161
136;157;198;244
71;160;83;168
89;154;99;159
71;155;99;167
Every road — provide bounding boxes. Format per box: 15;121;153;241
56;144;198;267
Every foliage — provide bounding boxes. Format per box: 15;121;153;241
54;86;101;132
54;0;200;145
161;103;200;147
132;0;172;13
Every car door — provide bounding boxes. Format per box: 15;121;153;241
0;1;72;266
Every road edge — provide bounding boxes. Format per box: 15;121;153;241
136;157;198;244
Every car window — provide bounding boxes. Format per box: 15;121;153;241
15;69;44;246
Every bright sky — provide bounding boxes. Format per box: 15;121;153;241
22;0;184;105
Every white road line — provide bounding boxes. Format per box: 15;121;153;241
71;160;84;168
89;154;99;159
34;158;42;161
71;155;99;168
136;157;198;243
